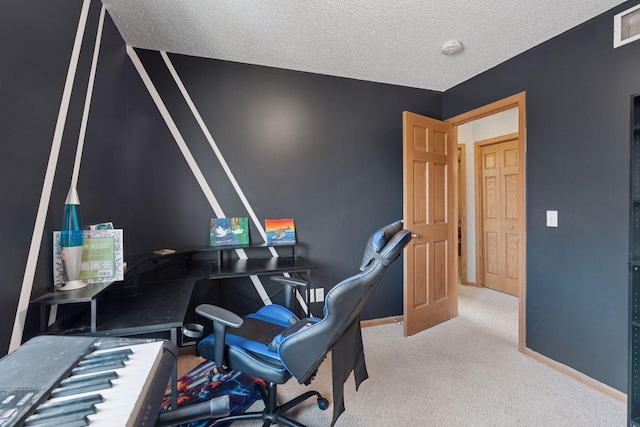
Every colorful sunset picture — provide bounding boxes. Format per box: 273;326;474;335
265;218;296;244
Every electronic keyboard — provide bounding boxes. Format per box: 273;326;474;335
0;335;177;427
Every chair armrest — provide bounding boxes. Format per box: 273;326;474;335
270;276;308;314
195;304;243;371
196;304;243;328
270;276;308;289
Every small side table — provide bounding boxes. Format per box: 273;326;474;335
31;281;114;333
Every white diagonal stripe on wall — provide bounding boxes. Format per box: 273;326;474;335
160;52;309;314
127;46;273;305
49;5;107;328
10;0;92;352
160;51;273;249
71;5;106;189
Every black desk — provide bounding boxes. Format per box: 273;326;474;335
30;246;313;407
125;242;299;275
131;257;314;320
47;280;194;342
32;255;313;336
39;279;194;409
32;280;194;343
210;256;313;281
31;281;114;333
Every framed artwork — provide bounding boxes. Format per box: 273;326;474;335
265;218;296;244
210;217;249;247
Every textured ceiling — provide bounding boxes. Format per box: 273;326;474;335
100;0;626;91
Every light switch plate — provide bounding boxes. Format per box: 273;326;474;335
316;288;324;302
546;210;558;227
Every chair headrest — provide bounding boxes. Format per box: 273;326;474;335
360;220;405;271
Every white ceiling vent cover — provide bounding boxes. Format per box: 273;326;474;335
614;3;640;48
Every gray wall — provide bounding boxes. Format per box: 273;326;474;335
444;0;640;392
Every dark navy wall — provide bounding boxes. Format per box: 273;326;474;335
126;50;442;318
1;0;96;353
0;0;135;354
444;0;640;392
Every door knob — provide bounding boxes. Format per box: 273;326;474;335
411;233;419;239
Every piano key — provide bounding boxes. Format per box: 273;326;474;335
25;402;97;423
41;341;165;426
50;377;112;398
35;393;104;412
60;370;118;387
71;360;125;376
26;417;89;427
24;412;89;426
77;352;129;366
82;348;132;361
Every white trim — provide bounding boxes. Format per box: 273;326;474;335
10;0;92;352
126;46;273;305
614;3;640;48
71;5;106;188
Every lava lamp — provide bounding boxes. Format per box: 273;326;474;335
59;186;86;290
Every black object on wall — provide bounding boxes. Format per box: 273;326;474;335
444;0;640;393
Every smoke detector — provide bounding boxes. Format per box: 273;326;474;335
441;40;463;55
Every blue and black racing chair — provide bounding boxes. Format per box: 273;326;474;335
195;220;411;426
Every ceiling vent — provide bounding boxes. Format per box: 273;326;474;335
614;3;640;48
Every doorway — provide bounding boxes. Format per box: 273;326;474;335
448;92;527;352
402;93;526;349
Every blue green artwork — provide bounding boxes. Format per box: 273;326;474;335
210;217;249;247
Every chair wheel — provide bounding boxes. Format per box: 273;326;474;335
317;397;329;410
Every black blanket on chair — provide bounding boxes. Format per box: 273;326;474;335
330;315;368;426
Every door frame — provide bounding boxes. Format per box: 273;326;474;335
446;92;527;352
474;132;520;293
457;144;468;286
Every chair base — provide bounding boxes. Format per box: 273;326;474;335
213;381;328;427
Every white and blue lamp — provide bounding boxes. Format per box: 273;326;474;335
59;186;86;291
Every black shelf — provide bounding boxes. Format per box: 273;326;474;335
31;281;113;305
125;242;298;274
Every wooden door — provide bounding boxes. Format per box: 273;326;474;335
403;112;456;336
480;138;520;296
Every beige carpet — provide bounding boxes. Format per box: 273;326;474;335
178;285;626;426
